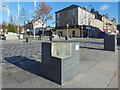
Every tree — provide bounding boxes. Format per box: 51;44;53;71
33;2;52;26
19;8;28;34
7;24;17;33
2;20;8;32
9;16;18;25
19;8;28;26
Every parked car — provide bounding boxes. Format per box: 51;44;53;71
0;34;6;40
97;32;108;38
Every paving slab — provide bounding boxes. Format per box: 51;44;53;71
1;39;119;88
10;70;37;83
61;60;118;88
106;68;118;88
19;76;60;88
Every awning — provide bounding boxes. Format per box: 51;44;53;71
97;29;104;32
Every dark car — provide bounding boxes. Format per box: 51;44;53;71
97;32;108;38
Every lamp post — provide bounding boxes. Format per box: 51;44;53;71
87;19;90;38
33;22;36;39
87;5;92;38
42;23;44;40
81;26;83;38
66;24;69;40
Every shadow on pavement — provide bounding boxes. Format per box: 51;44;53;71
80;46;105;51
81;41;104;45
4;56;43;77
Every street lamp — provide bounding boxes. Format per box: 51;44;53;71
66;24;69;40
81;26;83;38
33;22;36;39
87;5;92;38
87;19;90;38
42;23;44;39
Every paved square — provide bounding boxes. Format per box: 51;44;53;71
1;39;119;88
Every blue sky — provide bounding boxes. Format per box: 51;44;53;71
1;2;119;27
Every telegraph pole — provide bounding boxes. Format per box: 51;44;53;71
33;0;36;39
17;0;20;38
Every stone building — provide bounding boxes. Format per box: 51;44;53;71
55;4;117;37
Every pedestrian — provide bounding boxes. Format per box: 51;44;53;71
38;30;42;40
58;32;61;38
49;30;53;41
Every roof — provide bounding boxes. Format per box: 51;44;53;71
55;4;79;13
55;4;95;15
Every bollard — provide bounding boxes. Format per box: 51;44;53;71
26;38;32;42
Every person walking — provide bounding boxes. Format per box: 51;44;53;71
58;32;61;38
49;30;53;41
38;29;42;40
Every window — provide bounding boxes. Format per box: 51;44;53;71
72;19;75;25
57;13;60;18
72;9;75;16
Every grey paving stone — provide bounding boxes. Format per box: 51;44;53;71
1;39;118;88
19;77;60;88
10;70;36;83
2;74;18;86
106;69;118;88
61;67;117;88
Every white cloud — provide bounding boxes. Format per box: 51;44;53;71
100;4;109;11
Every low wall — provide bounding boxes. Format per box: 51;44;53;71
5;32;18;40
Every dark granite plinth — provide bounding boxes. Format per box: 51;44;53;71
104;35;117;51
41;41;80;85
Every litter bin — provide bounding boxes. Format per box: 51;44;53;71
65;36;68;40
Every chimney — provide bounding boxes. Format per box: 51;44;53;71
113;18;116;21
91;8;95;13
105;14;108;18
81;7;86;10
96;11;99;14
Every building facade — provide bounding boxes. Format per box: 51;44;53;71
55;4;117;37
117;24;120;34
25;19;46;34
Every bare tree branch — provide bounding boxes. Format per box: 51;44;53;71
33;2;52;25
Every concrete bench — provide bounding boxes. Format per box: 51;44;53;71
41;41;80;85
